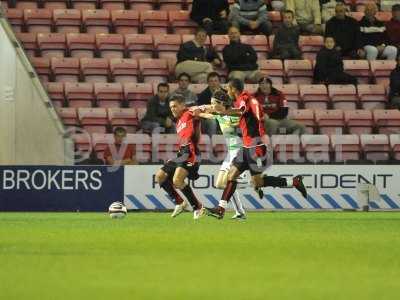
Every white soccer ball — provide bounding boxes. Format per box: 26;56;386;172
108;202;127;219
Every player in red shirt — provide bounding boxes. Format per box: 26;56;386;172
206;78;307;219
154;95;205;219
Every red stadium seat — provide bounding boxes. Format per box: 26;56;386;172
357;84;387;109
152;134;179;162
344;110;374;134
330;134;361;162
24;9;52;33
343;60;370;84
274;84;300;109
299;35;324;61
328;84;358;109
125;133;152;162
124;82;153;108
182;34;210;45
15;32;37;57
198;134;212;161
373;109;400;134
125;33;154;59
45;82;65;108
99;0;126;10
300;84;330;109
82;9;111;34
288;109;315;134
168;10;197;34
390;134;400;160
57;107;79;127
4;8;24;32
139;58;170;82
211;134;227;162
110;58;139;83
315;109;345;135
108;108;138;133
267;11;282;29
71;0;97;10
65;82;95;108
160;1;184;11
78;107;109;134
37;32;66;58
370;60;396;86
127;0;154;11
94;82;124;108
30;57;51;82
53;9;82;34
153;33;182;59
301;134;330;163
15;1;38;10
271;135;303;163
258;59;284;84
80;57;109;83
284;60;313;84
360;134;391;162
43;0;69;9
72;132;93;152
66;33;96;58
111;10;140;34
96;33;125;59
140;10;168;34
91;133;114;160
240;35;269;60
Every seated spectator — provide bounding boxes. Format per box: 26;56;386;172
320;0;340;24
313;36;358;85
254;77;306;136
271;10;302;60
175;27;222;83
229;0;272;36
386;4;400;49
171;73;198;106
141;83;175;134
190;0;230;35
389;55;400;109
223;26;263;83
104;127;137;166
325;2;365;58
359;2;398;61
285;0;323;34
76;150;104;165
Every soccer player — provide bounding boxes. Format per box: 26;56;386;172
206;78;308;219
154;95;205;219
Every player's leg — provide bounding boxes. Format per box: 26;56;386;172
252;173;308;198
216;169;245;219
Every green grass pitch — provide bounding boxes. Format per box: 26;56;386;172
1;212;400;300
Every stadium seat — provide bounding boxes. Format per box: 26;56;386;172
159;0;184;11
96;33;125;59
94;82;124;108
124;82;153;108
152;134;179;162
99;0;126;10
211;134;227;162
211;34;229;55
136;106;146;121
343;60;371;84
53;9;82;34
45;82;65;108
357;84;387;109
299;35;324;61
315;109;344;135
78;107;109;134
139;58;170;82
274;84;300;109
91;133;114;156
4;8;24;32
127;0;154;11
80;57;109;83
15;32;37;57
140;10;168;34
258;59;284;84
328;84;358;109
15;1;38;10
125;133;152;163
109;58;139;83
271;135;303;163
390;134;400;160
43;0;69;10
71;0;97;10
330;134;361;162
82;9;111;34
344;109;374;134
108;108;138;133
125;33;154;59
37;32;66;58
30;57;51;82
267;11;282;29
56;107;79;127
240;35;269;60
284;60;313;84
71;133;92;152
301;134;330;163
66;33;96;58
111;10;140;34
24;9;53;33
299;84;330;109
198;134;212;161
288;109;315;134
153;33;181;59
373;109;400;134
370;60;396;86
360;134;391;161
182;34;211;45
65;82;95;108
168;10;197;34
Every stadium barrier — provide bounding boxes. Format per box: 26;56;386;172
1;165;399;211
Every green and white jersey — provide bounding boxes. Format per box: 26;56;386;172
215;115;242;150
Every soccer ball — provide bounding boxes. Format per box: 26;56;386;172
108;202;127;219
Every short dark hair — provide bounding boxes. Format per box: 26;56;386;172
195;27;207;35
113;127;126;135
258;76;273;86
229;78;244;93
283;10;294;17
207;72;220;81
157;82;169;91
170;94;185;104
212;90;231;107
178;72;191;81
393;4;400;12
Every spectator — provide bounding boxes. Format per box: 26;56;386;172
190;0;230;35
223;26;263;83
175;27;222;83
386;4;400;49
76;150;104;165
229;0;272;36
270;0;285;11
285;0;323;34
141;83;175;134
359;2;398;61
171;73;198;106
320;0;340;24
254;77;306;136
104;127;137;166
313;36;358;85
389;55;400;109
325;2;365;58
271;10;302;60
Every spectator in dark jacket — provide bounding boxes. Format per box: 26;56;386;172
314;36;358;85
271;10;302;60
223;26;263;83
325;2;365;58
175;27;222;83
389;55;400;109
386;4;400;49
190;0;230;35
359;2;398;61
141;83;175;134
254;77;306;135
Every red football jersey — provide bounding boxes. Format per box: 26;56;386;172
235;91;265;147
175;109;201;163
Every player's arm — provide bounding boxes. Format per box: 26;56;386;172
197;112;216;119
249;97;264;121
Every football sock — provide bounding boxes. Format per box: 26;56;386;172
221;180;237;203
262;176;287;188
160;179;183;205
232;191;245;215
181;184;202;210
